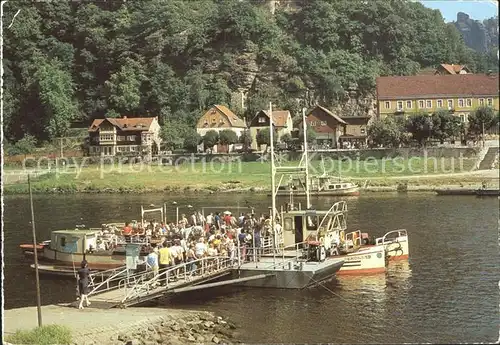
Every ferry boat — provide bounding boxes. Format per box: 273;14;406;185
254;105;409;276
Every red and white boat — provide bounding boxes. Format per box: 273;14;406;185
277;200;409;275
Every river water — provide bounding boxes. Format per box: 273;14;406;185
3;193;499;343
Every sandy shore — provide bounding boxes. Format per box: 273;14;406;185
4;304;239;345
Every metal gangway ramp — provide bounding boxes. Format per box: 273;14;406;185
87;256;236;309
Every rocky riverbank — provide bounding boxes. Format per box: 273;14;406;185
108;312;239;345
3;305;241;345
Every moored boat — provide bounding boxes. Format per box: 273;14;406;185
475;188;500;197
434;188;476;196
274;175;360;197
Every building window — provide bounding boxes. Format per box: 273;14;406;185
479;98;485;106
99;134;113;141
459;113;469;123
320;121;327;126
487;98;493;106
360;128;366;134
396;101;403;111
127;135;136;141
458;99;464;108
447;99;453;109
384;101;390;109
258;117;266;123
211;117;216;123
426;100;432;108
310;121;316;126
418;100;425;109
466;99;472;107
406;101;412;109
437;100;443;108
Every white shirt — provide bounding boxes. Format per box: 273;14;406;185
206;215;213;224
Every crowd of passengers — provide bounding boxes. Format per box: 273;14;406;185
117;211;282;284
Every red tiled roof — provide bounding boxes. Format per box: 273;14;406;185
439;64;470;74
89;117;156;132
376;74;499;100
258;110;291;127
214;105;246;127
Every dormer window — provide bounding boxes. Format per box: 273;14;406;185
258;117;266;123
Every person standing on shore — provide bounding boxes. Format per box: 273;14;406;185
77;260;91;309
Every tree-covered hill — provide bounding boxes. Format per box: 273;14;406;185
3;0;496;144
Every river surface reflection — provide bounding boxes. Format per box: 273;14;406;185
3;193;499;343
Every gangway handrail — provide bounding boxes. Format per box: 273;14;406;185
88;266;129;296
121;255;233;303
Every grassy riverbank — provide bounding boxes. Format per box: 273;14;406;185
4;157;496;194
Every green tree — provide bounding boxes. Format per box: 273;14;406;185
367;117;405;148
299;126;317;145
281;133;293;147
431;110;461;144
468;106;498;138
9;135;38;155
203;130;219;152
34;54;78;139
240;129;253;151
406;112;433;147
219;129;238;146
105;57;145;114
183;130;202;153
161;120;192;150
256;129;270;151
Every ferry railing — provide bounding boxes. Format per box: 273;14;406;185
122;256;233;303
376;229;408;246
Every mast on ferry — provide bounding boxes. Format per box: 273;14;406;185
269;102;277;249
302;107;311;209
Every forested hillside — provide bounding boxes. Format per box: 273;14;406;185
3;0;497;144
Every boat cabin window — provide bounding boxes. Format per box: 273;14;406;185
342;184;346;188
284;217;293;231
60;236;66;248
306;216;318;230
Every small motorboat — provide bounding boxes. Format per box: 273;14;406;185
475;188;500;197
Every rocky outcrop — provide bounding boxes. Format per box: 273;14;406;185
454;12;489;53
330;89;377;117
80;311;240;345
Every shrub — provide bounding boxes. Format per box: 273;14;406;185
6;325;72;345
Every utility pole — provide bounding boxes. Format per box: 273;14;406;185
29;175;43;327
60;137;64;158
482;121;485;148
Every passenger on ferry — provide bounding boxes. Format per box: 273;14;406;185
158;241;171;286
196;211;205;227
206;212;214;229
146;246;159;286
189;212;197;226
122;223;133;243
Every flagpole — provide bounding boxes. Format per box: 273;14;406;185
29;174;43;327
